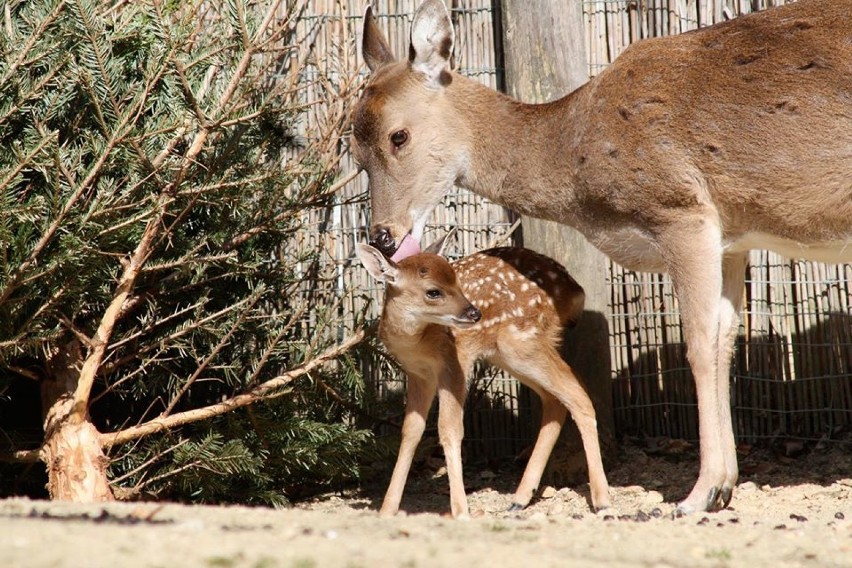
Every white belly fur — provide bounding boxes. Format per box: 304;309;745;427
726;233;852;264
586;227;852;273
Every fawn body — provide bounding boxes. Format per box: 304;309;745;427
353;0;852;514
356;242;610;518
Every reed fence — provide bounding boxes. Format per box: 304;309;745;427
293;0;851;458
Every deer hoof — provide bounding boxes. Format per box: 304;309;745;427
705;486;721;511
719;486;734;509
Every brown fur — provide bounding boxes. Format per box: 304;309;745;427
357;245;609;518
354;0;852;515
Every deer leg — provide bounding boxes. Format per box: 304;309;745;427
380;374;436;517
507;389;567;511
496;348;611;512
660;221;732;515
437;359;470;519
715;252;748;508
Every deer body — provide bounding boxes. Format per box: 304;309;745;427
354;0;852;515
357;244;610;518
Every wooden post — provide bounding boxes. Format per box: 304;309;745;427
498;0;616;486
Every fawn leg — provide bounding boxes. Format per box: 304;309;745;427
507;389;567;511
437;364;469;519
380;374;436;517
496;346;611;511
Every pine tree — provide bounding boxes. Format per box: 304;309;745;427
0;0;368;504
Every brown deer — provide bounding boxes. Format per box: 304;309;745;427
356;239;611;518
352;0;852;515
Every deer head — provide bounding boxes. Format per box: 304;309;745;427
353;1;464;261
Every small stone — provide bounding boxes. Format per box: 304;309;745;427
644;491;664;504
737;481;758;492
835;512;845;520
540;486;557;499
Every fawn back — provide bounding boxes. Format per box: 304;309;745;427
450;247;585;356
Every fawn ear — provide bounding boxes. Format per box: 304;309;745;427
422;228;457;256
356;243;399;284
409;0;453;86
362;5;395;72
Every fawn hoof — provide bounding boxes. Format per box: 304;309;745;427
506;502;525;512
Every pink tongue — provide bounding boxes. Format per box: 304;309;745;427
390;234;421;263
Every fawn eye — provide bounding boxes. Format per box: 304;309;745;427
390;129;408;148
425;289;442;300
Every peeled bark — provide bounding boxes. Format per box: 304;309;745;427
39;341;114;502
41;405;115;502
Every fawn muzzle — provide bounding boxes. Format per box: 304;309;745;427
454;304;481;326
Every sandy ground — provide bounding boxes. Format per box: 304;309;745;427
1;443;850;568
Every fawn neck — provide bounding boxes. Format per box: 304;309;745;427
378;296;457;376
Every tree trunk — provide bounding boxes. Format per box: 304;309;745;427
40;341;114;502
498;0;616;485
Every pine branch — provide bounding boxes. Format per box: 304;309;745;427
99;329;364;448
161;286;265;417
0;0;66;87
65;0;269;422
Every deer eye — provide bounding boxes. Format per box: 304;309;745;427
390;129;408;148
425;289;442;300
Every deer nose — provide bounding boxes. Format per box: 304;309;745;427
369;226;397;257
464;305;482;323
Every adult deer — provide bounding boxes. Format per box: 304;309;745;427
352;0;852;515
356;239;610;517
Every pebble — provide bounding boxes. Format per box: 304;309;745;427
643;491;664;504
540;486;557;499
738;481;758;492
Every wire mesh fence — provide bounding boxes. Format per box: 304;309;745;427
290;0;535;459
295;0;851;457
587;0;851;445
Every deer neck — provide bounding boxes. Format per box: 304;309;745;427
451;76;585;223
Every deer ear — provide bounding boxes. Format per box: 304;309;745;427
362;5;395;72
422;228;457;256
409;0;453;86
356;243;399;284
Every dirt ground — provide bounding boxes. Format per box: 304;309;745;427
1;442;850;568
